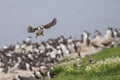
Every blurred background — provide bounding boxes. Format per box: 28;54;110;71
0;0;120;48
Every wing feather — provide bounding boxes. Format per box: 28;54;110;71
28;26;37;33
43;18;57;29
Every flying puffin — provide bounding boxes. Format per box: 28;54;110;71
28;18;57;38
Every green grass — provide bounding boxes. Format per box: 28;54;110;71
52;46;120;80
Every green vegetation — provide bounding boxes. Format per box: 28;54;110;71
52;46;120;80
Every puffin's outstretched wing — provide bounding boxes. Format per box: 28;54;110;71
43;18;57;29
28;26;37;33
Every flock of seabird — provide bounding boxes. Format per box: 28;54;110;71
0;35;79;80
76;28;120;54
0;18;120;80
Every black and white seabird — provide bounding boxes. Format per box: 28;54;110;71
102;28;114;47
28;18;57;38
91;30;103;48
82;31;91;46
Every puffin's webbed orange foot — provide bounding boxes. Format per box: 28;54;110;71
35;35;38;39
41;32;44;37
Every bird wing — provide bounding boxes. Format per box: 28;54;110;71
43;18;57;29
28;26;37;33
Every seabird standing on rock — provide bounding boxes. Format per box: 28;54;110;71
82;31;91;46
91;30;103;48
114;29;120;37
47;70;56;79
28;18;57;38
102;28;114;47
67;37;76;53
111;29;120;46
33;70;42;79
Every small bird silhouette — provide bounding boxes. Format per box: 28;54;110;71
28;18;57;38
